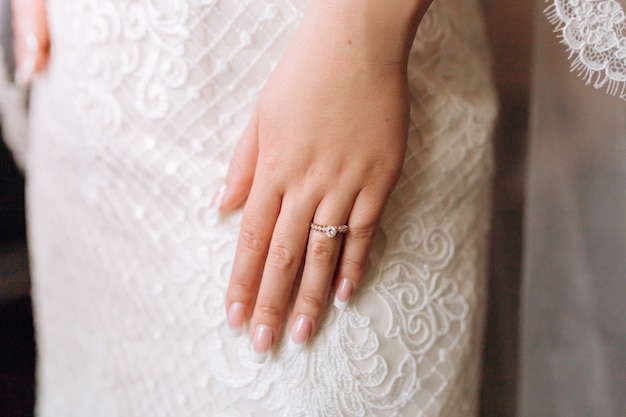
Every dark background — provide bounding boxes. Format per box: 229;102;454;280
0;0;532;415
0;129;33;416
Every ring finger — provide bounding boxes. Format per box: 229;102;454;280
287;190;356;353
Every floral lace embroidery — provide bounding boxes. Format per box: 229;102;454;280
546;0;626;100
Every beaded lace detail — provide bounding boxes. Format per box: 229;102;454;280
546;0;626;100
27;1;496;416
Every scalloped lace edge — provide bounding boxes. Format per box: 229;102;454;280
545;0;626;101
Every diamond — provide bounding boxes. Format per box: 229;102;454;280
325;226;337;238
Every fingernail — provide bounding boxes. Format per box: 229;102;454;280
226;302;245;337
288;314;313;354
15;33;39;87
334;278;353;310
25;33;39;52
210;184;227;210
250;324;273;364
15;54;35;87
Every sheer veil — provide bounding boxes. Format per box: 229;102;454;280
519;0;626;415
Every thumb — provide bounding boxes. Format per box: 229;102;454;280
220;108;259;211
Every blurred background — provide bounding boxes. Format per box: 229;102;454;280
0;1;532;416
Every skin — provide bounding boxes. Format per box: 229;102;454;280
13;0;433;360
221;0;433;359
11;0;49;85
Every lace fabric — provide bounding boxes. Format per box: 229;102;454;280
24;0;497;416
546;0;626;100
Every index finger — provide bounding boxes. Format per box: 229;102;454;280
225;185;281;335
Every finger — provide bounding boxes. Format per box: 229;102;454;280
34;0;50;73
12;0;50;85
288;190;355;353
35;42;51;74
248;194;316;363
332;187;386;310
13;32;38;86
220;108;259;211
225;182;280;336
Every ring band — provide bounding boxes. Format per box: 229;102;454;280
310;223;348;238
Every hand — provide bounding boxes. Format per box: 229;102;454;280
11;0;50;86
221;0;429;362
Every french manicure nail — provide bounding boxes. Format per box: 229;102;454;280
210;184;227;210
288;314;313;354
15;54;35;87
334;278;353;310
226;302;245;337
25;33;39;52
15;33;39;87
250;324;273;364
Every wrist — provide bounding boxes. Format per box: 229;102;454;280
305;0;432;65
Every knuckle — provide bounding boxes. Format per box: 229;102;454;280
255;302;283;322
342;256;368;274
230;280;256;298
239;226;264;253
267;244;296;271
299;292;325;316
348;225;378;241
363;159;399;186
308;239;335;264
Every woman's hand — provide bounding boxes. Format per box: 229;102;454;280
221;0;431;362
11;0;49;86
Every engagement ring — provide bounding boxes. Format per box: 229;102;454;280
310;223;348;238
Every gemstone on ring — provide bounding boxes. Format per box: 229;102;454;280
310;223;348;238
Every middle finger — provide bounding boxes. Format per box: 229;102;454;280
248;193;316;363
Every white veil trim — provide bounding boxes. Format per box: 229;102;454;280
546;0;626;100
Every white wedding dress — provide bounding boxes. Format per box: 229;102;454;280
18;0;497;415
